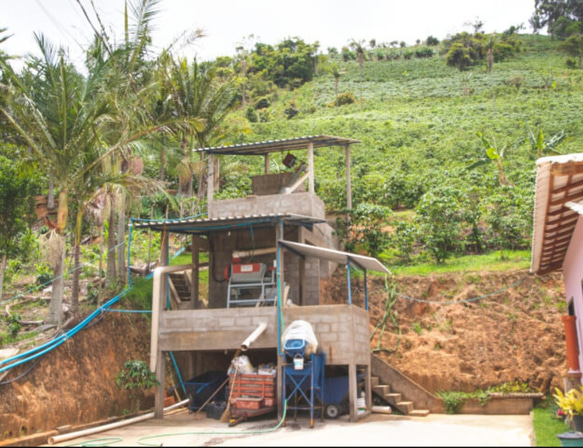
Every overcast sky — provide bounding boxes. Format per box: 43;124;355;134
2;0;537;66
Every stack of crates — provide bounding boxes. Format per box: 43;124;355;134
229;372;277;412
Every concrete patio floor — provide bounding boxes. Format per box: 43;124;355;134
47;407;535;447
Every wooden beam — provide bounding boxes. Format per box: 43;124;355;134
308;142;314;193
538;261;563;275
551;162;583;177
550;193;583;208
552;177;583;195
547;214;578;227
264;154;270;174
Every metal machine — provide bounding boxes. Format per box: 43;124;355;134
226;260;277;308
282;338;325;428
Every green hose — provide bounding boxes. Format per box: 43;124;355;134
135;400;288;446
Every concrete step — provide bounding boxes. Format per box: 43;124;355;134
373;384;390;397
384;393;402;405
397;401;414;414
371;376;380;387
408;409;430;417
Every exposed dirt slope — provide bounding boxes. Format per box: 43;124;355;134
0;313;153;440
0;269;567;441
323;269;567;394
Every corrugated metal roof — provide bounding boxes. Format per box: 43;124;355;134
278;240;391;274
192;135;360;156
132;213;326;235
531;154;583;275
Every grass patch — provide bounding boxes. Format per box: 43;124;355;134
532;398;570;447
170;252;209;266
123;277;153;311
388;250;531;276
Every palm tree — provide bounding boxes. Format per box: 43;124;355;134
166;57;235;207
0;34;115;325
349;39;366;100
329;63;345;106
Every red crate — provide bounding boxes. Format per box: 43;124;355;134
231;397;264;410
229;373;277;408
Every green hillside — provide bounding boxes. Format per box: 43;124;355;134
217;34;581;267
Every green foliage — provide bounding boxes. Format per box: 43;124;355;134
5;313;21;338
443;31;520;71
484;186;532;254
411;321;422;335
284;100;300;119
389;219;417;263
123;277;153;311
436;389;491;414
554;386;583;419
35;263;52;287
533;395;569;447
0;154;39;260
415;186;465;264
246;37;319;90
335;203;391;257
488;380;538;394
557;33;583;67
331;92;356;107
115;360;159;392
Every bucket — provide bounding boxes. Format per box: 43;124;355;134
293;354;304;370
558;431;583;447
357;395;366;415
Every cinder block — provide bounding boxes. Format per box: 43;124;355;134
219;317;235;327
319;332;338;342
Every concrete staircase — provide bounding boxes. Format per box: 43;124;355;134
371;354;445;415
372;376;430;417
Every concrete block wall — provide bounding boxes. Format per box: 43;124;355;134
159;305;370;367
208;192;325;219
284;305;370;365
160;307;278;351
251;173;305;196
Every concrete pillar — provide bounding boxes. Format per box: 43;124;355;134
154;351;166;419
348;363;357;422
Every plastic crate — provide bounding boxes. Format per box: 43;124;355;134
228;372;277;410
205;401;227;420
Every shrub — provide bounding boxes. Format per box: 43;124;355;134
415;186;465;263
334;92;356;107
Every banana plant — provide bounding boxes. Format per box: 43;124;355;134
467;132;514;186
525;126;566;159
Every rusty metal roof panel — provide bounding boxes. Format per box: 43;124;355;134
132;213;326;235
192;135;360;156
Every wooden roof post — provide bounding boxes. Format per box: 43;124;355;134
207;153;214;205
265;154;270;174
346;144;352;211
308;142;315;193
213;157;220;192
191;235;200;309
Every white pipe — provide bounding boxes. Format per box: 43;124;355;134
372;405;392;414
241;322;268;351
150;264;195;372
48;399;189;445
